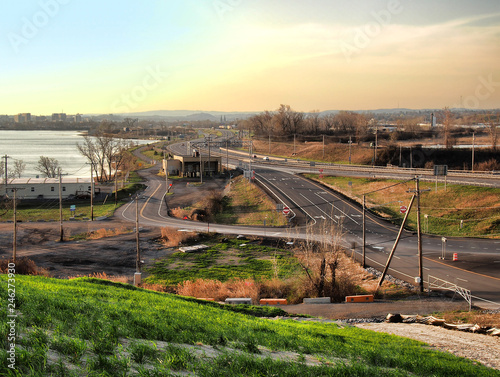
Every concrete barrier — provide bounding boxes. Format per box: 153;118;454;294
303;297;331;304
225;298;252;305
260;298;288;305
345;295;374;303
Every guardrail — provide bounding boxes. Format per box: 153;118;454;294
427;275;472;311
218;148;500;185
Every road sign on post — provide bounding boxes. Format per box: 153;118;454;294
282;207;290;215
400;205;408;214
434;165;448;176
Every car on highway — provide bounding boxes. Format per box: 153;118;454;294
263;156;269;161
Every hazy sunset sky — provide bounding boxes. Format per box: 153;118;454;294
1;0;499;114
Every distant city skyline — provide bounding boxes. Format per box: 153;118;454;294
1;1;499;114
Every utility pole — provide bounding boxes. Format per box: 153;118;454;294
3;154;8;195
134;195;142;286
11;188;24;262
322;134;325;160
269;134;271;155
377;194;416;290
90;164;94;221
13;189;17;262
293;134;296;155
226;136;229;176
406;176;429;292
348;136;352;164
58;169;64;242
472;132;475;172
136;196;140;272
416;177;424;292
207;135;211;177
199;149;203;184
114;156;118;206
362;195;366;268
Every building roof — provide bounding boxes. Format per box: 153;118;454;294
6;177;92;184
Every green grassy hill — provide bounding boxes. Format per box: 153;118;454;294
1;275;497;376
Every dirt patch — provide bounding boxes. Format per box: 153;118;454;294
355;322;500;370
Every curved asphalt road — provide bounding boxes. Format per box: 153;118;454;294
117;142;500;309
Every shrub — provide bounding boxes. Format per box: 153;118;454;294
0;257;49;276
160;227;197;247
475;158;500;171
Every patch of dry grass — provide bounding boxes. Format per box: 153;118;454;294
252;139;373;164
0;257;50;276
68;272;130;283
86;226;130;240
439;310;500;328
176;278;260;303
160;226;197;247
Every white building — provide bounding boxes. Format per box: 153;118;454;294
3;178;106;200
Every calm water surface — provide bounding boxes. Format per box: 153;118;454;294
0;130;150;178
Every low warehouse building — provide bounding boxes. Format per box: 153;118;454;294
3;177;105;200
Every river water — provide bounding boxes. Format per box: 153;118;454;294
0;130;151;178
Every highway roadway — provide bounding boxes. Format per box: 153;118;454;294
118;140;500;309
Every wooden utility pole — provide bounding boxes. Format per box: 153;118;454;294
11;188;24;262
90;165;94;221
472;132;475;172
322;134;325;159
114;157;118;206
377;195;416;290
13;189;17;262
135;196;140;273
58;169;64;242
416;178;424;292
3;154;8;195
406;176;429;292
362;195;366;268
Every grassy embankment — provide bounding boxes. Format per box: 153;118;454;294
214;175;288;226
0;172;144;223
171;175;288;227
305;174;500;238
252;139;373;164
1;275;497;377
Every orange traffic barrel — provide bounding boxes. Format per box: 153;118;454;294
453;253;458;261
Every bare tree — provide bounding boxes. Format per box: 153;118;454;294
305;110;322;135
77;134;132;182
294;221;348;300
442;108;455;149
36;156;60;178
12;160;26;178
486;113;499;151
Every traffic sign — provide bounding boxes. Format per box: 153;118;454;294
319;169;323;173
400;205;408;214
282;207;290;215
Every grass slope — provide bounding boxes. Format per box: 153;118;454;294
1;275;498;376
307;175;500;238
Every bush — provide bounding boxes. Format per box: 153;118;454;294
0;257;49;276
160;227;197;247
475;158;500;171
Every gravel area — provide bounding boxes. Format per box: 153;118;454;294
355;322;500;370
